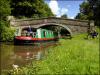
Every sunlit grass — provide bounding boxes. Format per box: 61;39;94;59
9;33;99;75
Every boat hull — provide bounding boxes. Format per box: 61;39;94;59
14;36;58;45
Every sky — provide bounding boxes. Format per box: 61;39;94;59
45;0;84;19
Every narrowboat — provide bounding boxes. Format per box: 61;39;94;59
14;27;58;45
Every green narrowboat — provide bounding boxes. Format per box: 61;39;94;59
14;27;58;45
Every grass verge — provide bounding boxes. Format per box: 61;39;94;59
9;33;100;75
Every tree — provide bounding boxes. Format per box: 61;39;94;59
0;0;11;33
88;0;100;26
75;0;100;26
75;1;93;20
75;13;88;20
10;0;54;18
0;0;15;41
0;0;11;20
61;14;67;19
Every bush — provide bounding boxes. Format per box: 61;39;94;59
1;27;15;41
0;20;15;41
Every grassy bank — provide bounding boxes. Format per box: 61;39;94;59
9;33;99;75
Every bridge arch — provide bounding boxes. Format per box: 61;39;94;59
34;23;72;35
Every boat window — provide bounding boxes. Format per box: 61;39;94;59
43;31;46;37
26;32;30;36
21;30;27;36
21;27;37;37
32;32;36;38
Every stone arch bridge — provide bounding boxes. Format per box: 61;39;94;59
10;17;94;35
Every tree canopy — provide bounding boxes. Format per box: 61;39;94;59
61;14;67;19
75;1;92;20
75;0;100;26
10;0;54;18
0;0;11;20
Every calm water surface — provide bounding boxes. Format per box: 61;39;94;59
0;42;57;71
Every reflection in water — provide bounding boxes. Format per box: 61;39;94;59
13;45;44;61
0;42;57;71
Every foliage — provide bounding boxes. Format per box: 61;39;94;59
10;0;54;18
75;1;93;20
0;0;11;20
0;0;15;41
75;0;100;26
0;20;14;42
10;34;99;75
80;2;91;15
75;13;88;20
0;29;15;41
1;27;15;41
61;14;67;19
89;0;100;26
0;19;15;41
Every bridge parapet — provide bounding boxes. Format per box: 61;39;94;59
10;17;89;27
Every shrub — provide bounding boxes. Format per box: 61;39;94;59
0;20;15;41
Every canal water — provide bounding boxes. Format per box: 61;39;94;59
0;42;57;71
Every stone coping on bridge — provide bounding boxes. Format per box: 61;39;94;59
10;17;89;22
10;17;90;27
